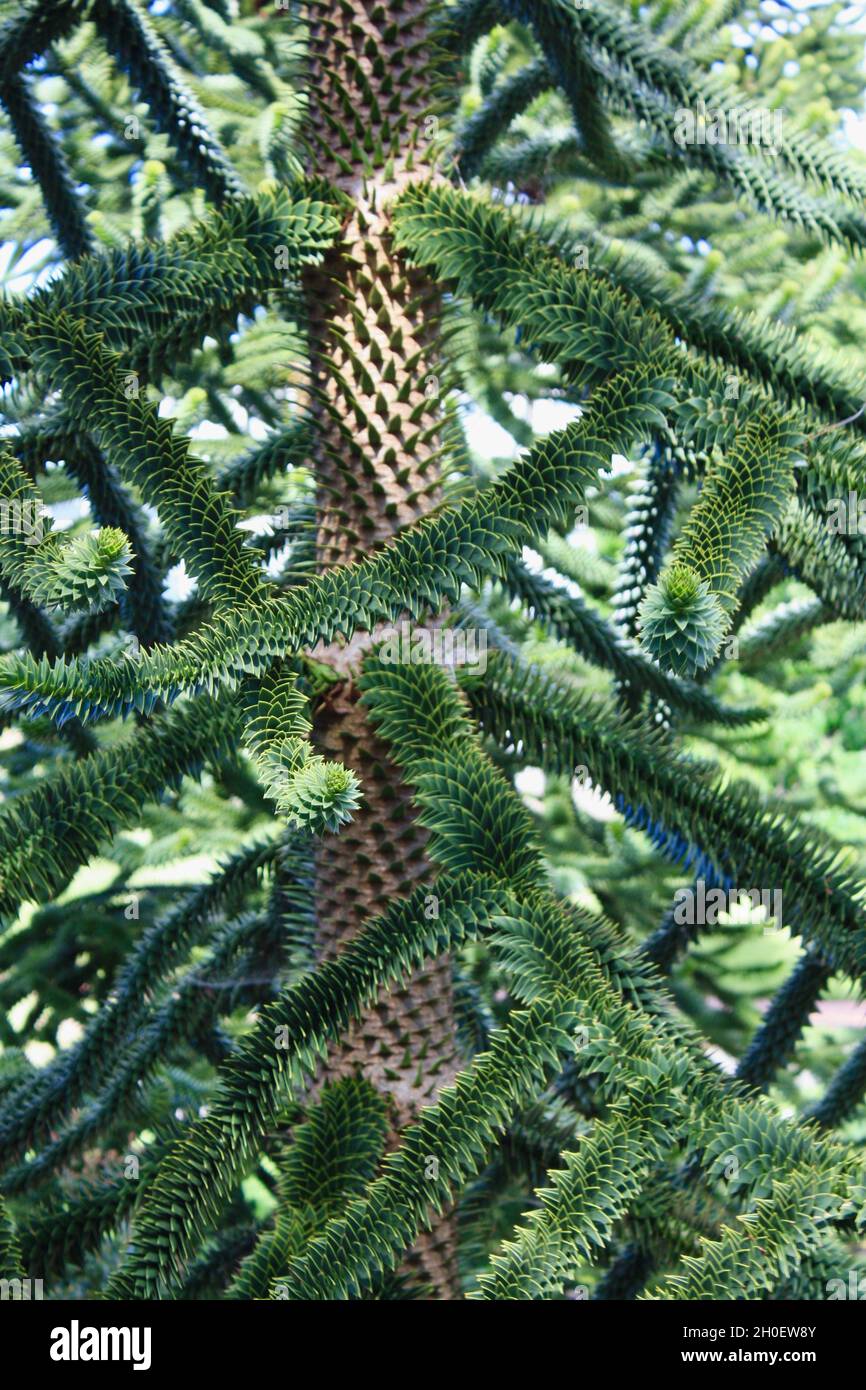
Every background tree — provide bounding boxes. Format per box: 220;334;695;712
0;0;865;1300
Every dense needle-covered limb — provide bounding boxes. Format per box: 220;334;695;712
495;0;866;250
25;311;269;609
0;0;86;84
240;663;361;833
215;420;315;507
0;908;286;1195
0;444;133;617
638;409;801;674
0;691;240;922
0;1194;21;1280
0;186;341;386
467;1096;671;1299
0;364;675;720
454;58;552;180
771;500;866;622
90;0;245;205
807;1036;866;1132
738;596;832;670
735;953;833;1094
0;71;95;260
0;0;243;204
105;874;512;1298
15;409;176;640
557;0;866;203
553;220;866;435
227;1077;388;1299
357;658;863;1298
393;183;830;671
612;441;681;641
272;996;585;1300
463;654;866;981
645;1165;848;1300
502;555;764;726
0;836;286;1158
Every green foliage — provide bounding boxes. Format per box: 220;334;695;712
638;562;729;676
0;1192;21;1279
0;445;133;616
227;1077;389;1299
467;1099;669;1299
0;0;865;1304
240;664;361;833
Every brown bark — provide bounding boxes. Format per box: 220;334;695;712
301;1;460;1296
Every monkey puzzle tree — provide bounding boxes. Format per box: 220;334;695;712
1;0;866;1301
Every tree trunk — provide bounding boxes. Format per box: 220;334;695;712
302;0;460;1297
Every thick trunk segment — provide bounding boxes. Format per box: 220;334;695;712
302;0;460;1296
